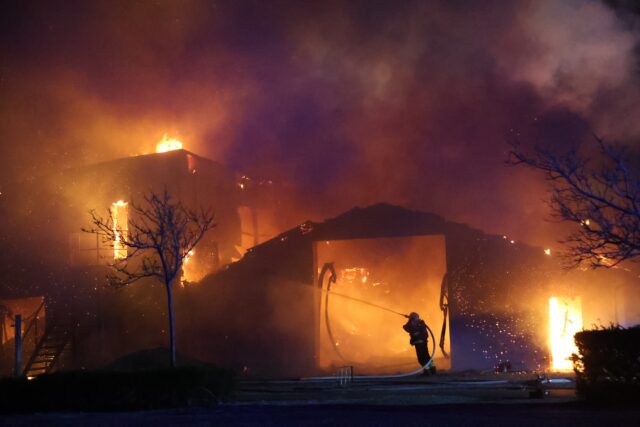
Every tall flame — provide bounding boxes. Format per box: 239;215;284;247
112;200;128;259
156;134;183;153
549;296;583;371
181;249;195;285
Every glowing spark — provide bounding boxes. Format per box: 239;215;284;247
544;248;551;255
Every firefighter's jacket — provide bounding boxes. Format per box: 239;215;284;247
403;318;428;346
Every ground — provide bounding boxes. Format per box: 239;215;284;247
2;373;639;426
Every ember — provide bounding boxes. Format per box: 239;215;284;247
340;267;370;285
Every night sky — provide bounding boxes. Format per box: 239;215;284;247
1;0;639;247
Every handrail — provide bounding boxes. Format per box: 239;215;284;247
22;316;57;377
21;299;45;342
22;311;74;377
22;298;46;341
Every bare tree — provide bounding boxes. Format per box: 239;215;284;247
509;137;640;269
83;189;215;367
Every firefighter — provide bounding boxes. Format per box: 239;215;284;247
403;312;435;373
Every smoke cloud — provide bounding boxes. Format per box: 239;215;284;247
1;0;639;247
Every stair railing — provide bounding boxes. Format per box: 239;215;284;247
21;308;64;377
22;311;74;377
21;299;46;348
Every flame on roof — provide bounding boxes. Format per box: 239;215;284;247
156;134;183;153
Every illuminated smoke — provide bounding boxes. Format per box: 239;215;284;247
1;0;639;248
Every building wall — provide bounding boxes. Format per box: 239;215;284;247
3;150;242;292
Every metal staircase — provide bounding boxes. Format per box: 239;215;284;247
22;315;73;377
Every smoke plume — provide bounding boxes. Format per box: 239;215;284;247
1;0;639;247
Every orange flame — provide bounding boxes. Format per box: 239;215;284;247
549;296;582;371
112;200;128;259
156;134;183;153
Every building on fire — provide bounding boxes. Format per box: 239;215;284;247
0;147;638;378
183;204;640;376
0;146;277;376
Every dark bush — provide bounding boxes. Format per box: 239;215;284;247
573;325;640;403
0;364;236;413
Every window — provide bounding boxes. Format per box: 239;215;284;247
112;200;128;259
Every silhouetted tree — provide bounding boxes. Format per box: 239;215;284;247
510;137;640;268
83;190;215;367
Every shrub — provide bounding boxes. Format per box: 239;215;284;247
573;325;640;403
0;364;236;413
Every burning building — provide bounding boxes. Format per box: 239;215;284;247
0;148;638;378
179;204;640;377
0;144;279;375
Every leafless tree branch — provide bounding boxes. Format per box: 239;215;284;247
82;188;216;366
509;136;640;269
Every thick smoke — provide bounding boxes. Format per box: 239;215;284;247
1;0;639;247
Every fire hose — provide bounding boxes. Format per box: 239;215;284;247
319;262;345;361
439;272;450;359
310;263;437;380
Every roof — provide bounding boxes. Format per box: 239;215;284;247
61;149;229;177
203;203;548;287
